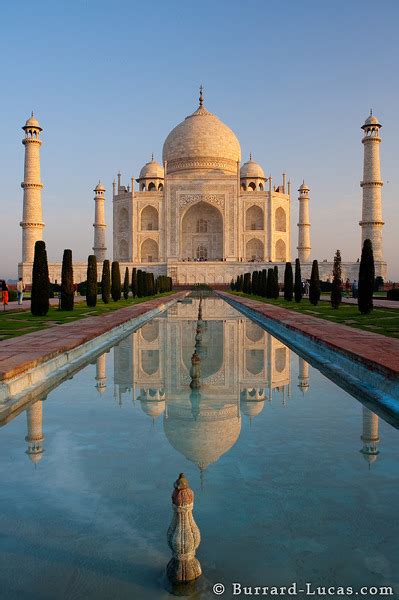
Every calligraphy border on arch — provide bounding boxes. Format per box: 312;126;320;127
179;194;225;209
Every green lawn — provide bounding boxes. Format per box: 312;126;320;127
228;292;399;339
0;293;174;341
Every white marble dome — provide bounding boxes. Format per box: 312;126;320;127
162;100;241;174
240;157;265;179
139;158;164;179
24;113;42;130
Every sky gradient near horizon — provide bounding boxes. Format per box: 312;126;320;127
0;0;398;279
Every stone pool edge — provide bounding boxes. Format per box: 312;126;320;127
219;292;399;417
0;293;186;405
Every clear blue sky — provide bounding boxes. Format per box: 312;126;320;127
0;0;398;279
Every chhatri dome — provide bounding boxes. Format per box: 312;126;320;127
162;87;241;174
139;155;164;179
23;112;42;131
240;154;266;179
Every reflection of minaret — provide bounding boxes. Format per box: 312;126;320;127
360;407;380;466
95;353;107;393
25;400;45;464
298;357;310;394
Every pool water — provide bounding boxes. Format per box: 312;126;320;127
0;298;398;599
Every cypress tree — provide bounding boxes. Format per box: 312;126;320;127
260;269;267;297
146;272;153;296
101;260;111;304
243;272;251;294
60;249;74;311
142;270;148;296
230;278;235;291
273;266;279;299
309;259;321;306
294;258;302;303
131;268;137;298
251;271;258;295
136;270;142;297
31;240;50;316
86;255;97;307
123;267;130;300
111;261;121;301
266;268;274;298
358;239;375;314
284;262;293;301
330;250;342;309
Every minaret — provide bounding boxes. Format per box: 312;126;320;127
360;112;384;262
25;400;45;464
360;407;380;466
20;113;44;263
298;357;310;394
297;181;311;262
93;181;107;262
95;353;107;393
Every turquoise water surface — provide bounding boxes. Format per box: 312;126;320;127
0;298;398;599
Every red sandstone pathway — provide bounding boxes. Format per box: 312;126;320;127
320;295;399;310
2;298;59;312
219;292;399;377
0;293;185;382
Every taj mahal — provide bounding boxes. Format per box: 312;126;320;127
18;88;387;284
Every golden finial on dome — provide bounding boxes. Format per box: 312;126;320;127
199;84;204;107
151;152;154;161
249;152;252;161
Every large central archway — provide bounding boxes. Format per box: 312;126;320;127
181;201;223;260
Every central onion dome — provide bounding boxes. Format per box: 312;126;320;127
162;88;241;174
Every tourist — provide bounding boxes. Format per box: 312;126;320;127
1;280;9;310
304;280;310;296
16;277;25;304
352;279;358;299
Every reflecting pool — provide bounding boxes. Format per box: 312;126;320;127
0;298;398;599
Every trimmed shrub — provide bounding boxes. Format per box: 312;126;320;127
294;258;302;303
284;262;293;301
387;288;399;300
123;267;130;300
86;255;97;307
60;249;74;311
358;239;375;314
330;250;342;309
111;261;121;301
31;240;50;316
101;260;111;304
374;276;384;292
309;259;321;306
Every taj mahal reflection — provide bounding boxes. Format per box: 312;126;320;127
18;299;382;470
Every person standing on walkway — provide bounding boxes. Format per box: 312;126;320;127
16;277;25;305
1;280;9;310
352;279;358;299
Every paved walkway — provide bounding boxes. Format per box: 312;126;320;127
219;292;399;376
2;297;76;312
0;293;185;382
320;295;399;310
